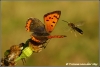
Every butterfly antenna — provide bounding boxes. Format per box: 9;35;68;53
62;20;69;23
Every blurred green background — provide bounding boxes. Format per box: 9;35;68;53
1;1;99;66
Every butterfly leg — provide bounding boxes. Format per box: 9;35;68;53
42;39;51;49
21;58;26;65
41;43;47;49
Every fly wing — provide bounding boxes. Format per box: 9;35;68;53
75;21;85;27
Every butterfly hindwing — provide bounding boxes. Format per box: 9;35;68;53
44;11;61;33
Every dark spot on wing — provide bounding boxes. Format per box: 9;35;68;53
52;21;55;23
54;15;58;19
49;17;52;19
46;20;49;21
51;25;53;27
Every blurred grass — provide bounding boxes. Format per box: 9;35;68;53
1;1;99;66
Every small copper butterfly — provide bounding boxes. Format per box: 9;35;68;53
25;11;66;45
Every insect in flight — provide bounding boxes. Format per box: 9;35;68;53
62;20;83;36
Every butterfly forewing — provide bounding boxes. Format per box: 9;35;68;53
44;11;61;33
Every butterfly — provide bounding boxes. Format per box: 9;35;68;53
25;11;66;48
62;20;83;36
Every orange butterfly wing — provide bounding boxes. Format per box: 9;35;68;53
44;11;61;33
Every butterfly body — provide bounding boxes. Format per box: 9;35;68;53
31;35;66;44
